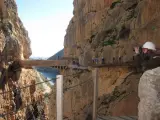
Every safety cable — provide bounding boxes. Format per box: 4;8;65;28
0;71;87;95
64;78;92;91
0;78;57;95
0;70;138;95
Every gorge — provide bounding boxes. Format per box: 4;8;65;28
0;0;160;120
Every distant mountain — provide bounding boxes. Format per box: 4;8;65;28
29;57;48;60
48;49;64;60
34;49;64;80
29;49;64;60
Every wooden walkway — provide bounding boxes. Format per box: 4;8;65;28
19;60;68;68
18;60;134;70
19;60;88;70
68;65;88;70
90;62;134;68
97;116;138;120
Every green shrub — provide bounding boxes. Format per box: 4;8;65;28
110;0;121;9
103;40;116;46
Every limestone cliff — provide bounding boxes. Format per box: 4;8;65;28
64;0;160;65
48;0;160;120
0;0;31;60
0;0;48;120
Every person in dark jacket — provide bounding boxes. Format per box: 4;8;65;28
133;42;160;72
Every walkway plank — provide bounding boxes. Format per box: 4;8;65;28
68;65;88;70
90;62;133;68
19;60;67;68
18;60;135;70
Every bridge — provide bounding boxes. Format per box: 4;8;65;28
19;60;68;68
17;59;89;70
16;59;134;70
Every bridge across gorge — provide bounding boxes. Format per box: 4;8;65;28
19;60;69;69
18;60;89;70
17;59;134;70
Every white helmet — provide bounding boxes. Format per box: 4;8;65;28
142;41;156;51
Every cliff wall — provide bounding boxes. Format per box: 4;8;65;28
48;67;140;120
0;0;31;60
0;1;48;120
48;0;160;120
64;0;160;66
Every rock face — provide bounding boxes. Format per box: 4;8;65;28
0;1;48;120
0;0;31;60
48;0;160;119
97;72;141;117
64;0;137;65
64;0;160;65
48;67;141;120
138;67;160;120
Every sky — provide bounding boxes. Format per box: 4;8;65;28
16;0;73;58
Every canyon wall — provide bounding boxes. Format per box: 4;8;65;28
0;0;48;120
48;0;160;120
48;67;140;120
64;0;160;66
0;0;31;60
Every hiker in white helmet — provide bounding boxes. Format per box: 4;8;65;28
133;41;158;72
134;42;156;54
134;41;160;72
141;41;156;61
142;42;160;71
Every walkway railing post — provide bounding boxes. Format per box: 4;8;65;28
56;75;63;120
92;68;98;120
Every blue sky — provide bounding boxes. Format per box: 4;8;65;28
16;0;73;58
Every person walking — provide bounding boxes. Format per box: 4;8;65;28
101;57;105;64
